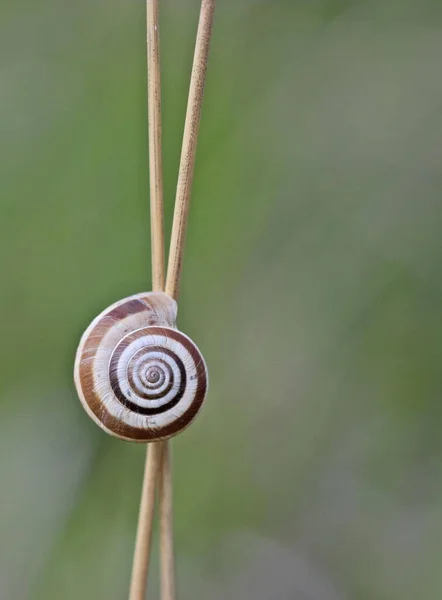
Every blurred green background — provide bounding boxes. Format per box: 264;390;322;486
2;0;442;598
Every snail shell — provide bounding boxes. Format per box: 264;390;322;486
74;292;208;442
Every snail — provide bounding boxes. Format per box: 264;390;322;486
74;291;208;442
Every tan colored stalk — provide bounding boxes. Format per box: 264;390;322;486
129;443;164;600
159;443;175;600
160;3;216;598
129;1;165;599
165;0;217;300
148;0;165;293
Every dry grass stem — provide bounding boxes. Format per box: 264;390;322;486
147;0;165;292
159;443;176;600
159;3;216;597
130;1;167;599
129;442;164;600
165;0;217;300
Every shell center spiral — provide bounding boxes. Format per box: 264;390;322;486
108;331;187;416
146;367;160;384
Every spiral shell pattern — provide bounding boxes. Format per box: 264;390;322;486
74;292;208;442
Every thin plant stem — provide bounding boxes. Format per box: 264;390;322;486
165;0;217;300
159;4;216;593
147;0;165;292
159;443;175;600
129;1;166;599
159;3;216;597
129;443;164;600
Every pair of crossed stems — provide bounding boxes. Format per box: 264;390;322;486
129;2;216;599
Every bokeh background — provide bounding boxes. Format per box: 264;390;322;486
2;0;442;598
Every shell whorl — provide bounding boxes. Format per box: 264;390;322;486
73;292;208;442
